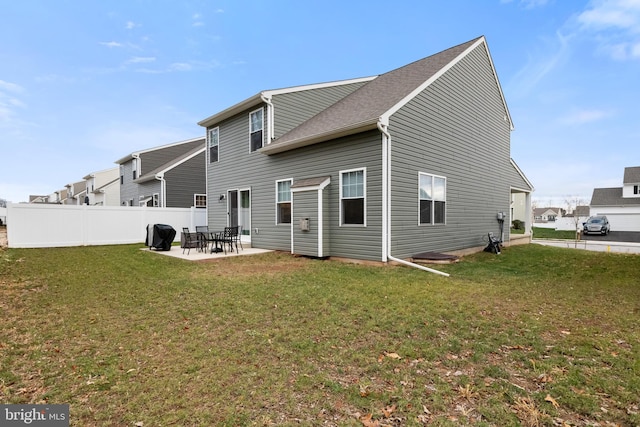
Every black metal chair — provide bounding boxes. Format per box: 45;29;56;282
182;227;202;254
196;226;217;253
232;225;243;251
218;226;237;255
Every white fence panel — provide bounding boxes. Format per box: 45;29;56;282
6;203;207;248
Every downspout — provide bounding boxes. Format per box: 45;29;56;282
377;120;450;277
156;173;166;207
260;94;275;143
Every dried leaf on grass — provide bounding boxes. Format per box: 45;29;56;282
360;413;380;427
544;394;559;409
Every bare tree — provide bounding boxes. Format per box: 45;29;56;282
564;195;588;247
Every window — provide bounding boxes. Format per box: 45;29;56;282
276;179;292;224
250;108;263;152
153;193;159;207
419;173;446;225
635;185;639;195
132;158;138;180
208;127;219;163
195;194;207;208
340;168;366;225
120;165;124;185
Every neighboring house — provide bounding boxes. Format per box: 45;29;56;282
29;195;49;203
115;137;206;208
83;167;120;206
533;207;563;223
198;36;533;262
64;181;87;205
589;166;640;231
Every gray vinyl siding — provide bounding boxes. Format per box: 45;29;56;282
137;181;161;205
292;191;318;257
207;106;383;260
164;151;206;207
139;139;203;175
388;43;513;257
272;81;370;139
119;161;136;205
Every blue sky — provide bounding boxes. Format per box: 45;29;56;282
1;0;639;207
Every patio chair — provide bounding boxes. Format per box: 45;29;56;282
218;226;237;255
232;225;243;250
182;227;202;255
196;226;217;253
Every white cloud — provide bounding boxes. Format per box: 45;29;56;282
507;31;572;96
126;56;156;64
134;59;220;74
125;21;138;30
0;80;27;123
559;109;613;124
100;41;124;48
169;62;193;71
577;0;640;60
0;80;24;93
192;12;204;26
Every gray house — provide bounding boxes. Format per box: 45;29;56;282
198;36;533;262
115;137;206;208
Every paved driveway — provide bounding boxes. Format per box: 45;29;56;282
581;231;640;243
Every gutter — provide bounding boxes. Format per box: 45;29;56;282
157;174;166;207
377;120;450;277
260;94;275;143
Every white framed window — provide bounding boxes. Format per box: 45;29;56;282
340;168;366;226
635;185;639;195
195;194;207;208
419;172;446;225
208;127;219;163
132;158;138;180
249;108;263;152
276;179;292;224
153;193;159;207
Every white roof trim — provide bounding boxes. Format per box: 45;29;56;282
197;77;376;128
290;177;331;193
136;146;206;183
510;158;535;191
380;37;514;130
115;136;205;165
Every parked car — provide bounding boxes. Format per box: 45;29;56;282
583;216;610;235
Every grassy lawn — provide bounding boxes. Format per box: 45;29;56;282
532;227;579;240
1;244;639;426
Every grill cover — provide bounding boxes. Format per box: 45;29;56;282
145;224;176;251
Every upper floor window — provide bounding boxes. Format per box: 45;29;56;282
276;179;292;224
195;194;207;208
208;127;219;163
419;173;446;225
635;185;639;195
250;108;263;152
340;168;366;226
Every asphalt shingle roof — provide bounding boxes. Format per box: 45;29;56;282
623;166;640;184
266;36;484;150
590;187;640;206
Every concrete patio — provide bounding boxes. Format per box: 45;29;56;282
143;244;273;261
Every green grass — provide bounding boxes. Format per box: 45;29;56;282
1;244;639;426
532;226;579;240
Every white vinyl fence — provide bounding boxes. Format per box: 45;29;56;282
6;203;206;248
